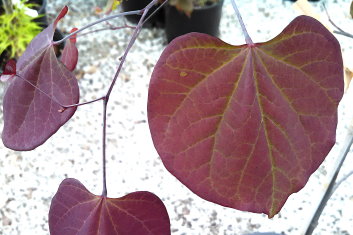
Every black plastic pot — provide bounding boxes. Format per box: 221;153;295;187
121;0;164;28
165;0;224;43
0;2;4;15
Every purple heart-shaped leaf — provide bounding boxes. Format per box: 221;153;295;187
49;178;171;235
2;6;79;150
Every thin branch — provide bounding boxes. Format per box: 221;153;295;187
304;133;353;235
100;0;160;196
53;10;142;45
333;30;353;40
332;170;353;193
105;0;158;98
59;97;105;112
77;22;135;38
230;0;254;45
142;0;169;25
323;3;353;39
105;21;135;30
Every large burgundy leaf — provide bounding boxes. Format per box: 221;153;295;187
1;6;79;150
49;178;171;235
148;16;343;217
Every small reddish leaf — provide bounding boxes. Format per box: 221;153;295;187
49;178;171;235
1;59;16;75
0;59;16;82
1;6;79;150
148;16;343;217
61;28;79;71
69;28;78;43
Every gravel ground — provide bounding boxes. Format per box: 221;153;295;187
1;0;353;234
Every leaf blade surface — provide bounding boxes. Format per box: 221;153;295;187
49;178;171;235
148;16;343;217
1;6;79;150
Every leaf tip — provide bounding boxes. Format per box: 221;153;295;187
55;6;69;26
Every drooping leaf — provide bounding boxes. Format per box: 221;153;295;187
61;28;79;71
1;6;79;151
148;16;343;217
49;178;171;235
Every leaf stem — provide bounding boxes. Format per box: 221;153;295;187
142;0;169;25
231;0;254;45
102;97;108;197
323;3;353;40
332;170;353;193
105;0;158;98
100;0;159;196
59;97;105;112
53;10;142;45
77;23;136;38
